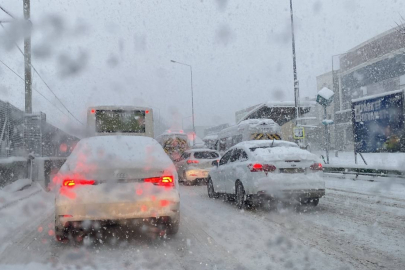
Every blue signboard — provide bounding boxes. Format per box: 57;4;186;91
352;91;404;153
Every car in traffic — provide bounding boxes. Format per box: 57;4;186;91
174;149;220;185
53;135;180;241
207;140;325;208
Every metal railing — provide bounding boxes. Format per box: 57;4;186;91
323;165;405;179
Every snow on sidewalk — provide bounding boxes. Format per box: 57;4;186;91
326;176;405;200
315;151;405;171
0;182;54;254
0;179;40;209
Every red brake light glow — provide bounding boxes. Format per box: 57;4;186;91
144;176;174;187
310;163;323;171
90;109;96;114
187;160;199;164
62;179;95;187
145;110;149;114
248;163;276;172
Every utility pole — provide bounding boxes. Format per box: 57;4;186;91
171;60;196;146
24;0;32;114
289;0;300;126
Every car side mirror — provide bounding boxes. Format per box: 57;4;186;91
212;160;219;167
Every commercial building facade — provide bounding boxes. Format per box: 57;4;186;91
329;25;405;150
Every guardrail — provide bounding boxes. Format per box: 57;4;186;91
323;165;405;179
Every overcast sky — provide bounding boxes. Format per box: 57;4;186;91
1;0;404;135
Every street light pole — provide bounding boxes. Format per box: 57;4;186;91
171;60;195;146
23;0;32;114
0;4;32;113
289;0;300;126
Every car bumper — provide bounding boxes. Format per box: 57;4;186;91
184;169;210;181
55;189;180;228
250;173;325;196
257;188;325;200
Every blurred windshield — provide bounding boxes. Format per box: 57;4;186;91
1;1;405;270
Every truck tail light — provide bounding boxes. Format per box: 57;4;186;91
187;160;199;164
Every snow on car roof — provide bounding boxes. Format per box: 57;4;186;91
234;140;299;149
252;147;318;162
238;140;318;161
252;146;318;162
239;119;276;125
64;135;173;172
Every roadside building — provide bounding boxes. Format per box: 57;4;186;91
318;24;405;150
235;100;315;145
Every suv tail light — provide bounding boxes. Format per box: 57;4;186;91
248;163;276;172
310;163;323;171
62;179;95;187
187;160;199;164
144;176;174;187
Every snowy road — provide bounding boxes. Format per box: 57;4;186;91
0;178;405;270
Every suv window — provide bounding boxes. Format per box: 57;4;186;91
194;151;219;159
219;149;233;166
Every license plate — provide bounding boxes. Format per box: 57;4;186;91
280;168;305;174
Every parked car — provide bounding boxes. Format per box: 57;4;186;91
175;149;220;185
207;140;325;208
53;135;180;241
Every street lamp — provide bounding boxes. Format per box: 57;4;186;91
289;0;300;126
171;59;195;146
332;53;347;111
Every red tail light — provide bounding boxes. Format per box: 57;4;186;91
144;176;174;187
248;163;276;172
187;160;199;164
62;179;95;187
310;163;323;171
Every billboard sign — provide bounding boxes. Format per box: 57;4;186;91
352;90;404;153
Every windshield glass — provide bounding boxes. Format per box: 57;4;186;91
193;151;219;159
95;110;145;133
1;1;405;269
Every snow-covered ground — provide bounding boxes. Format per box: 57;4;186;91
0;177;404;270
315;150;405;170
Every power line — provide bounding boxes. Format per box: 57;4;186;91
0;22;84;126
0;58;73;118
0;5;15;19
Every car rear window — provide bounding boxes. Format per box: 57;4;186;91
194;151;219;159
